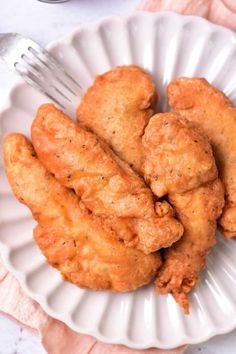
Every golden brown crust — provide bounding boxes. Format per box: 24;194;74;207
31;104;183;254
142;112;225;313
156;179;224;313
77;65;157;174
168;77;236;238
4;133;161;292
142;112;217;196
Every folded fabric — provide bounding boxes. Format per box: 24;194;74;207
138;0;236;32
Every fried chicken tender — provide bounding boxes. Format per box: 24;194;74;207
31;104;183;254
77;65;157;174
4;133;161;291
158;180;224;313
142;113;224;313
168;78;236;238
143;113;218;197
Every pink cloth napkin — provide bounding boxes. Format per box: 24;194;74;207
138;0;236;32
0;258;185;354
1;1;236;353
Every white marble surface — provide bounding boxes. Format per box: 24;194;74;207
0;0;236;353
0;313;46;354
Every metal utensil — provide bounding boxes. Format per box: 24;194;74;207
0;33;83;109
37;0;70;3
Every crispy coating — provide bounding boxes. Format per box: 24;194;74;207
4;133;161;292
143;112;217;196
31;104;183;254
142;113;224;313
77;65;157;174
168;77;236;238
157;180;224;313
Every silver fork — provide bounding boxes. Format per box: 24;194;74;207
0;33;83;110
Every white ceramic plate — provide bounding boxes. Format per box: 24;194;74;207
1;11;236;350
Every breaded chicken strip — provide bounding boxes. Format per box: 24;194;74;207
77;65;157;174
158;180;224;314
142;113;224;313
143;113;217;197
31;104;183;254
168;78;236;238
4;133;161;291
